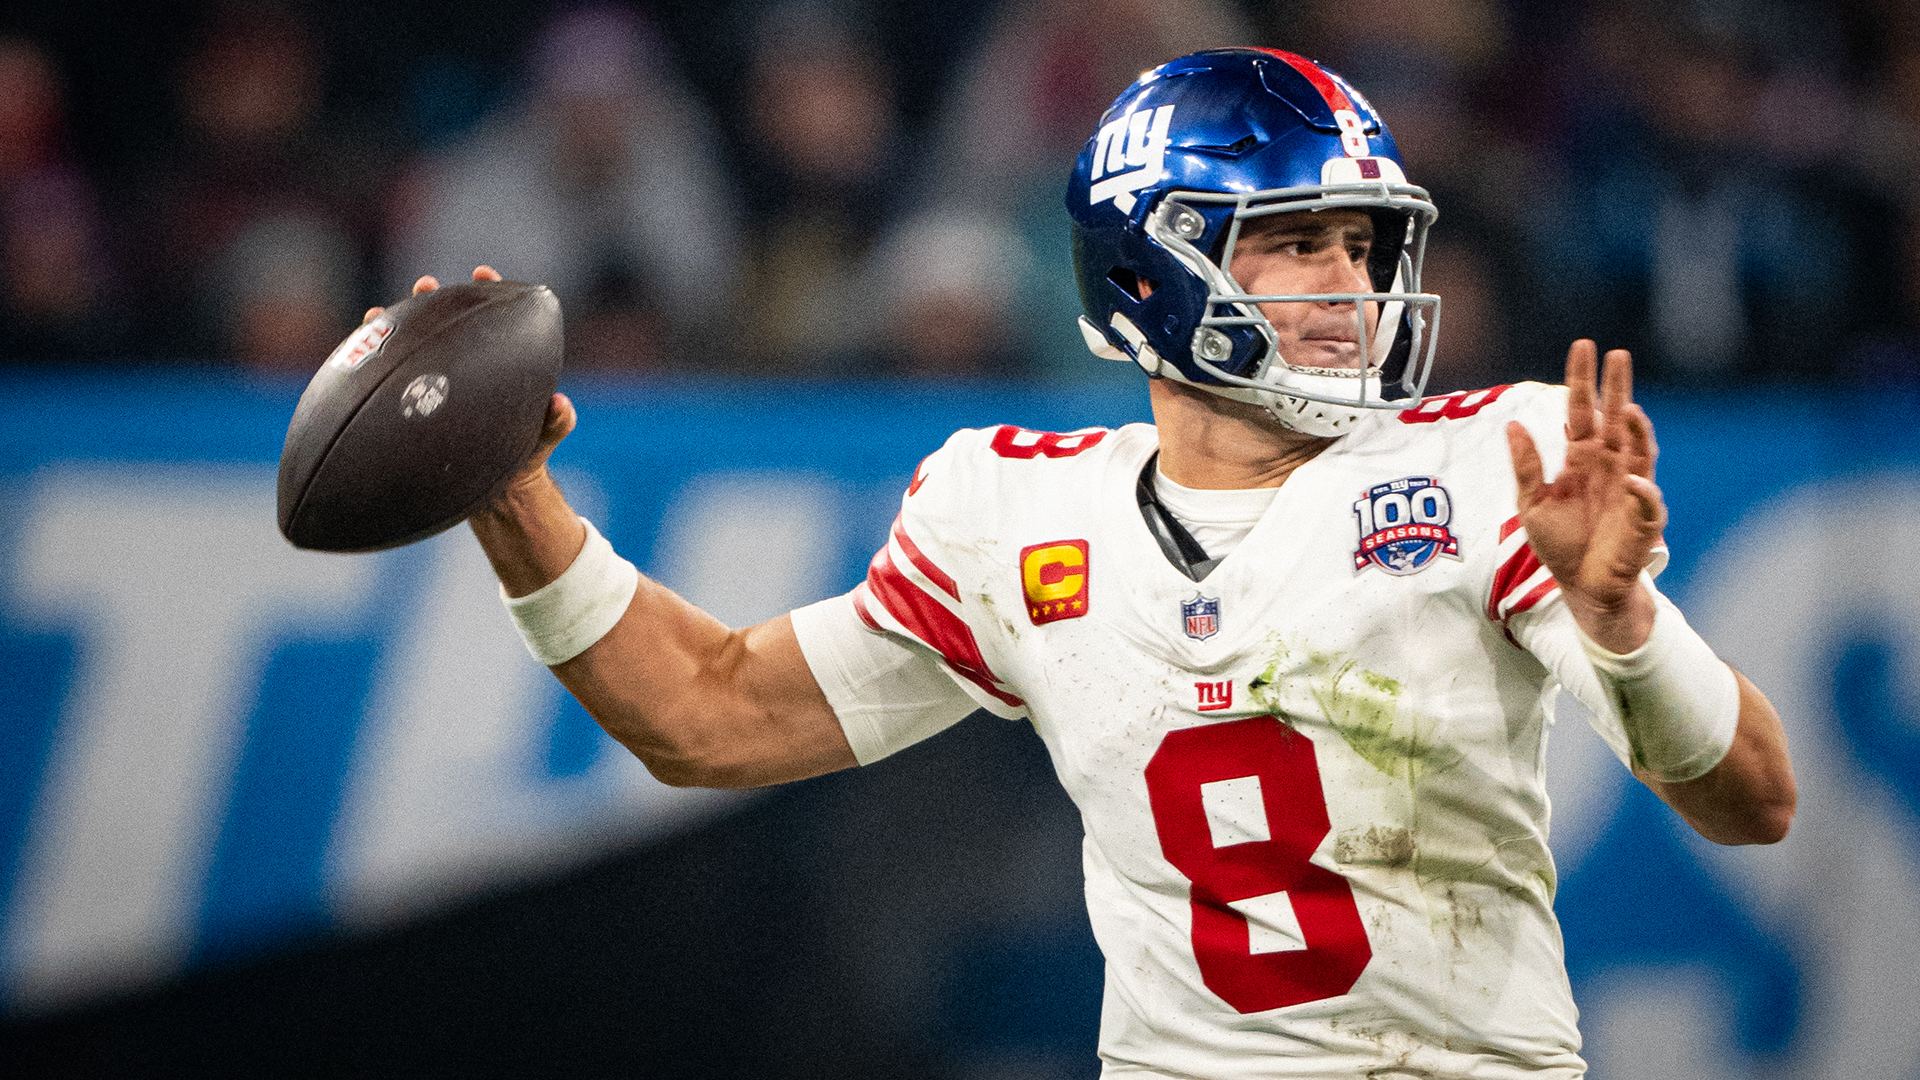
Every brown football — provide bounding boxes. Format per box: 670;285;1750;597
277;280;564;552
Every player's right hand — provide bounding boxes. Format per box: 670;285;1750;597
372;266;578;505
510;391;578;489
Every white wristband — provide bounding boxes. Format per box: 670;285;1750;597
1576;593;1739;782
502;517;640;666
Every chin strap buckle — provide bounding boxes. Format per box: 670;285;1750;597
1104;313;1164;376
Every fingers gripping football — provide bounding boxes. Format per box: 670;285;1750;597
355;264;577;503
279;265;564;551
392;266;576;511
495;391;578;505
1506;340;1666;648
361;264;506;324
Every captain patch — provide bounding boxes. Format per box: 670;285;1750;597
1353;476;1461;576
1021;540;1090;624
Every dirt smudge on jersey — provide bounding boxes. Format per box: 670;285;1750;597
975;590;1020;642
1246;636;1543;1030
1436;882;1489;952
1336;825;1415;869
1323;1017;1438;1078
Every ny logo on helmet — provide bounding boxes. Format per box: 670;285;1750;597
1089;104;1176;214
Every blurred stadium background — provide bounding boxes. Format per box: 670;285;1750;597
1;0;1918;1076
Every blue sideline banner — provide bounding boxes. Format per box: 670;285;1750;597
0;372;1917;1077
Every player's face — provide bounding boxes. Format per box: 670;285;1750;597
1227;209;1379;371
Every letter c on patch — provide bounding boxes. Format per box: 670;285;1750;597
1021;540;1090;625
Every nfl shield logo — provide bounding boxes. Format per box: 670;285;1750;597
1182;593;1220;641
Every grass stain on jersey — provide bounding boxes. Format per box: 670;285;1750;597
1249;638;1461;782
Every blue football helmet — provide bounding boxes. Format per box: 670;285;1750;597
1067;48;1440;437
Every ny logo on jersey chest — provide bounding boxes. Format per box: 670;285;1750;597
1353;475;1461;576
1195;680;1233;712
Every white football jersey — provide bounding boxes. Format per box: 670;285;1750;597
792;382;1667;1079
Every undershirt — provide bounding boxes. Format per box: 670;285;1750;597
1151;468;1279;559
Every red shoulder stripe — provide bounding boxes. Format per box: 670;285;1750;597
1507;576;1559;620
891;517;958;600
1499;515;1521;543
1487;543;1546;623
864;546;1024;708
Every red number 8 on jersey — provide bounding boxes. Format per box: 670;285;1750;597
1145;716;1372;1013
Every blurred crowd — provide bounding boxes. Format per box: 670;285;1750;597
1;0;1917;389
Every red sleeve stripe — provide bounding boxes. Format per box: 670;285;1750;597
864;546;1024;708
890;517;958;600
1506;576;1559;620
1499;515;1521;543
1487;542;1549;623
849;583;883;631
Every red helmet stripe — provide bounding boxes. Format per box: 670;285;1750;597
1249;48;1355;114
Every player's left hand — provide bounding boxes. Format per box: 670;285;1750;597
1506;339;1664;653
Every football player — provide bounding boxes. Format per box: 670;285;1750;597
416;48;1794;1080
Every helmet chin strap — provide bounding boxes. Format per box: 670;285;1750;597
1258;389;1365;438
1094;313;1366;438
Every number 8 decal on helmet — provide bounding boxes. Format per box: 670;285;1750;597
1144;716;1372;1013
1334;109;1370;157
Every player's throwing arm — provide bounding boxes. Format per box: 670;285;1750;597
394;268;861;790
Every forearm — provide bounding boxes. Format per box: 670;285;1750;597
1638;668;1796;845
1570;584;1745;786
553;596;855;788
469;474;855;789
1526;591;1797;845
